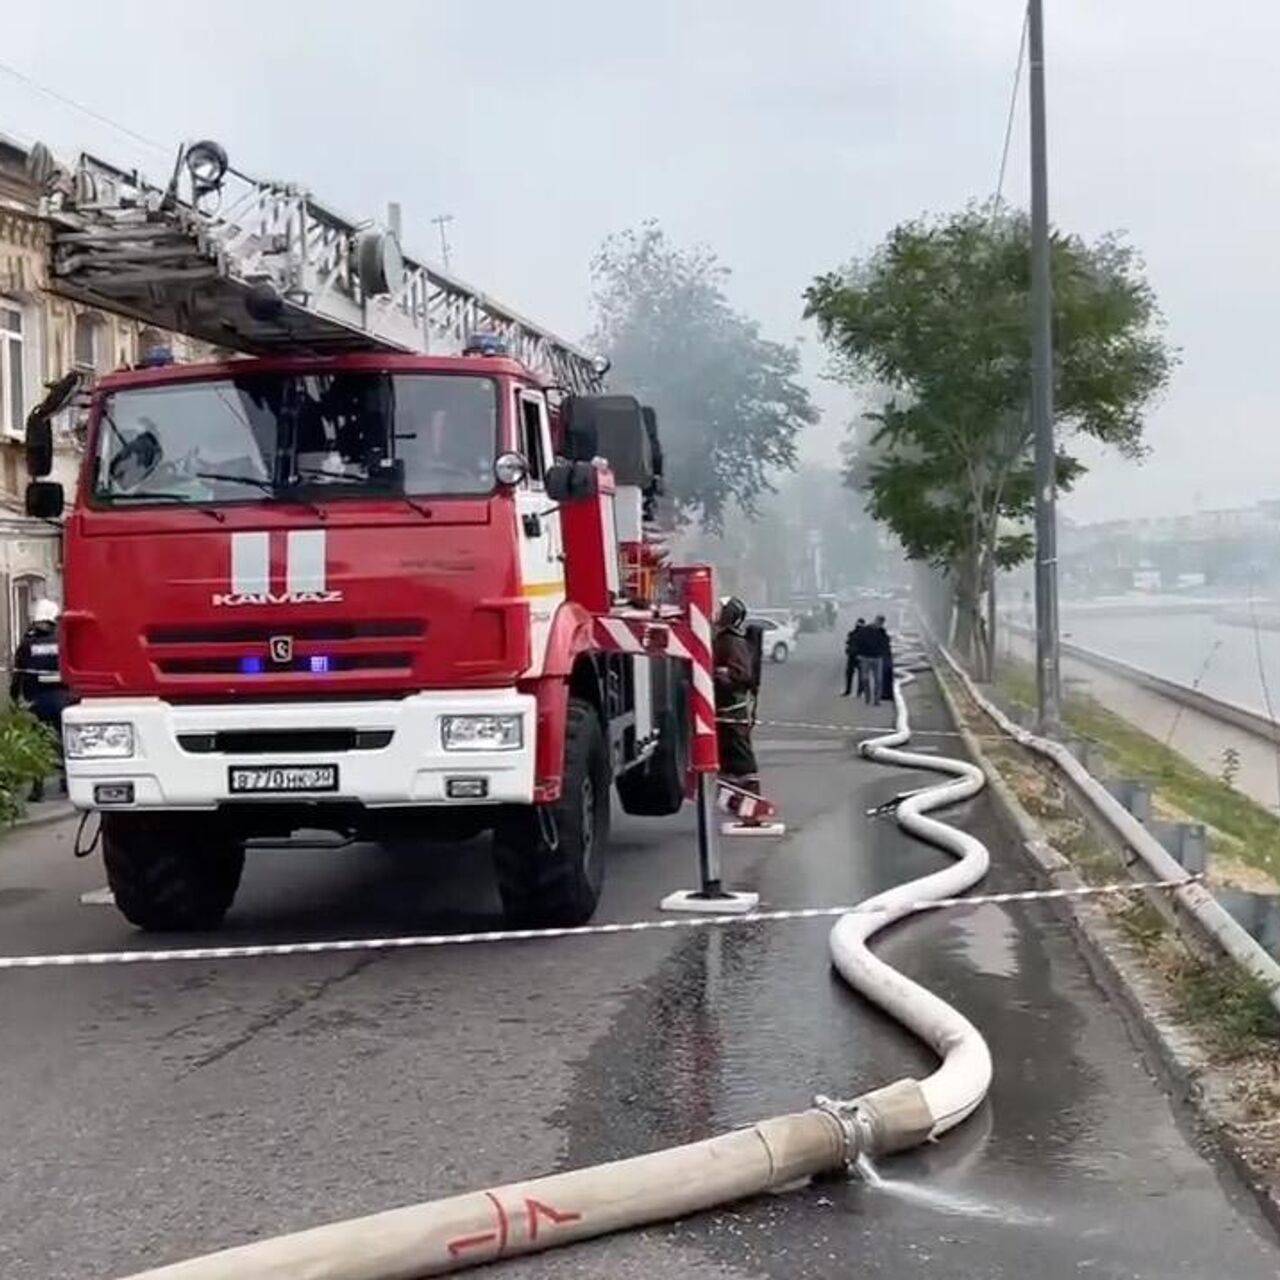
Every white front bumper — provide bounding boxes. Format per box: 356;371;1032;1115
64;692;536;811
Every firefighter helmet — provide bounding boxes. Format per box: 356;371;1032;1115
716;596;747;634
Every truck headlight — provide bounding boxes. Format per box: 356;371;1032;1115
441;714;522;752
65;722;136;759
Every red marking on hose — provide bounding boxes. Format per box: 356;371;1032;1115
526;1197;582;1241
486;1190;510;1256
446;1231;496;1259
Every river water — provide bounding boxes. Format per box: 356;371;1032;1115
1012;603;1280;719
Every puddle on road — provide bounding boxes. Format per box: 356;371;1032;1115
950;902;1021;978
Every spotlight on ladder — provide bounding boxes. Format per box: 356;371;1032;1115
245;280;286;324
184;139;229;197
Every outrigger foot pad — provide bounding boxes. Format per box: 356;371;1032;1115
721;821;787;837
659;888;760;914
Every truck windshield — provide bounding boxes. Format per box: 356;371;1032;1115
92;372;498;506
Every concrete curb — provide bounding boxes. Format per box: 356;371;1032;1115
10;800;76;832
931;665;1280;1239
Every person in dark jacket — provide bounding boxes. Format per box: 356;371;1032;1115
713;596;760;797
9;599;68;800
862;614;894;706
842;618;867;696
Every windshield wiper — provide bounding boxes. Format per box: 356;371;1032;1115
101;493;225;522
290;467;431;519
195;471;326;521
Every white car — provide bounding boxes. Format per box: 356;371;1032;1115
751;607;799;629
749;614;798;663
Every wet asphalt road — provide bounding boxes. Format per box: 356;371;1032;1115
1;641;1278;1279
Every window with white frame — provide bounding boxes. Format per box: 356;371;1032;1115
12;574;46;646
0;301;26;438
73;312;101;372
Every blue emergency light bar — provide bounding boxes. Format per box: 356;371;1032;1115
462;333;509;358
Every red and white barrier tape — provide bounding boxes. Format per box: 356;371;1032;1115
0;874;1202;970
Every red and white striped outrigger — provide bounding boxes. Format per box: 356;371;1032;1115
716;778;779;823
592;565;782;829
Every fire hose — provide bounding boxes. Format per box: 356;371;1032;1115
118;660;993;1279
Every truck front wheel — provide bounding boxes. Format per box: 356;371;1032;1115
493;697;609;927
102;814;245;932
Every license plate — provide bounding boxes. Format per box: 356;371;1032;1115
228;764;338;794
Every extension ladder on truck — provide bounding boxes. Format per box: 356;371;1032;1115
27;139;604;391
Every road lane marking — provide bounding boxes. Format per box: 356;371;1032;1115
79;887;115;905
7;874;1203;971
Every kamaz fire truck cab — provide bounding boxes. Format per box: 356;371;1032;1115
23;141;706;934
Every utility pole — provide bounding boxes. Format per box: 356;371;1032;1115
1028;0;1061;733
431;213;454;272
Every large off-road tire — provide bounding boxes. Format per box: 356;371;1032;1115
493;698;610;927
102;814;245;932
616;690;690;818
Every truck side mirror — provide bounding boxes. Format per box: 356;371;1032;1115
26;418;53;479
25;481;64;519
545;460;599;503
560;397;599;462
25;371;83;478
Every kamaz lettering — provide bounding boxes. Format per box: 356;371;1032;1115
211;590;344;607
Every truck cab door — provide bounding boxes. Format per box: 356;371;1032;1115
515;389;566;676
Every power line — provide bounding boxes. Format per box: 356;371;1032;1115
0;56;169;157
991;4;1030;215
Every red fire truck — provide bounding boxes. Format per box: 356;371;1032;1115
23;140;718;932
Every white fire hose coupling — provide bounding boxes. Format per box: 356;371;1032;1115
115;648;996;1279
842;1079;937;1157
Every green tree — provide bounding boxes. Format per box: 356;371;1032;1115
0;708;60;824
590;223;817;530
805;207;1175;678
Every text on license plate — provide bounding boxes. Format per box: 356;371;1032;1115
228;765;339;794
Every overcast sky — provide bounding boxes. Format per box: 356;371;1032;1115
2;0;1275;524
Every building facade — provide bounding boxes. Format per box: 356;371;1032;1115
0;131;203;657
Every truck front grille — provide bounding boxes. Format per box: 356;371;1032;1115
154;653;412;675
177;728;394;754
146;620;424;645
144;619;423;679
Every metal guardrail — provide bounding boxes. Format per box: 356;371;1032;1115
935;644;1280;1011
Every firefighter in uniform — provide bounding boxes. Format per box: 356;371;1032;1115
9;599;68;800
713;596;761;800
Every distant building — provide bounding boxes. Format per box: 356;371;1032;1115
1059;501;1280;593
0;131;207;656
